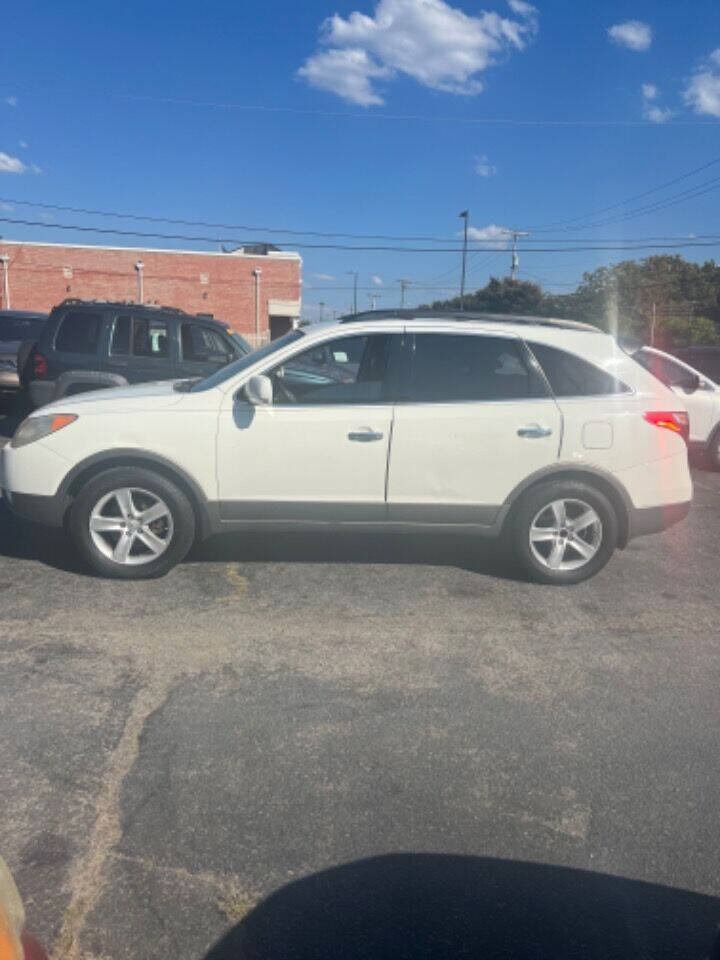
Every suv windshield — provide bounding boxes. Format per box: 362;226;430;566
188;329;304;391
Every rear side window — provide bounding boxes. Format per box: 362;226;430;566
528;342;630;396
410;334;547;402
111;315;169;358
54;311;102;355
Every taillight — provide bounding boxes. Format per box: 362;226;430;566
31;349;48;379
643;410;690;444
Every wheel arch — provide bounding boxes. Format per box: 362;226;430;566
501;464;632;548
59;449;215;540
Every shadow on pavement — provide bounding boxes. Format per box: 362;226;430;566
192;529;521;579
0;503;85;573
204;854;720;960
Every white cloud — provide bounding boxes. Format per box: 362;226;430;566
312;272;336;281
372;275;384;285
0;201;13;211
4;96;18;107
0;152;26;174
685;51;720;118
607;20;652;52
641;83;672;123
474;153;497;176
466;223;511;248
298;0;538;106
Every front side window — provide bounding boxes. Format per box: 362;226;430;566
409;334;546;402
180;323;233;362
267;334;395;404
528;342;630;396
111;315;169;358
54;311;102;355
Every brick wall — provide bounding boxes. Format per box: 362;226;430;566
0;241;302;340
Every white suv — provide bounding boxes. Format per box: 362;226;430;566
633;346;720;470
0;312;692;584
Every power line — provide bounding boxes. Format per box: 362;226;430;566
2;82;718;127
531;154;720;232
2;196;719;246
4;215;720;254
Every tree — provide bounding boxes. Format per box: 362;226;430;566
425;277;545;315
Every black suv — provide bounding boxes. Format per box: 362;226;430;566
24;299;251;408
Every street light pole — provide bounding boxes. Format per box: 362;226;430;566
459;211;469;310
347;271;358;314
397;278;410;308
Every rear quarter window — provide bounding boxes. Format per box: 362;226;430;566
54;311;103;355
528;342;630;397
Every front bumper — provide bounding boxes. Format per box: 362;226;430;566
627;500;691;539
2;488;67;526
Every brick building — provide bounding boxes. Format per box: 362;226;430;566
0;239;302;343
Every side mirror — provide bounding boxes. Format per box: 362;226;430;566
245;374;273;405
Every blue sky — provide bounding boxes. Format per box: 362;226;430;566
2;0;720;318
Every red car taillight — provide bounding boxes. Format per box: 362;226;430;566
31;349;48;379
643;410;690;444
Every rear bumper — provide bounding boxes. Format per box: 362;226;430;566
28;379;56;408
627;500;691;539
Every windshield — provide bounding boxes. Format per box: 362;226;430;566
189;329;304;391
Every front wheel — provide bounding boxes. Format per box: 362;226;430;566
509;480;618;585
68;467;196;579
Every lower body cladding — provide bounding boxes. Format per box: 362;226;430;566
3;488;691;543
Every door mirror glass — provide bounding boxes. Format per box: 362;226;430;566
245;374;273;405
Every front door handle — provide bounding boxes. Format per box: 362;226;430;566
517;423;553;438
348;428;384;442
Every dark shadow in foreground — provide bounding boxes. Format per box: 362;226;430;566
203;854;720;960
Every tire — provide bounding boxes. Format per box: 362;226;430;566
708;430;720;472
68;467;196;579
509;480;618;585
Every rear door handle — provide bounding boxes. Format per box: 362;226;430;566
517;423;553;438
348;429;384;442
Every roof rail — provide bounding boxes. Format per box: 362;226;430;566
55;297;191;316
338;308;600;333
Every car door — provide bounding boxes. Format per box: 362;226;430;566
105;313;176;383
386;331;561;524
177;321;237;380
215;331;402;521
635;350;715;442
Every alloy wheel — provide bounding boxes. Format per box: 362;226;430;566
529;498;603;572
89;487;174;565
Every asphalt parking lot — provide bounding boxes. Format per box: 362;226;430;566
1;405;720;959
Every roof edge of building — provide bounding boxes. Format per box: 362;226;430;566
0;238;302;261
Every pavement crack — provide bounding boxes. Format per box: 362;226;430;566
53;681;170;960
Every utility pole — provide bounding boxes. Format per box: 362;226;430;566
459;210;469;310
508;229;530;280
347;271;358;314
397;278;410;308
318;301;325;322
650;301;657;346
368;292;382;310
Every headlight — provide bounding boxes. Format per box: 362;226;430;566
11;414;78;449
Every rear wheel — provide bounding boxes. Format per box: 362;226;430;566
68;467;195;579
510;480;618;585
